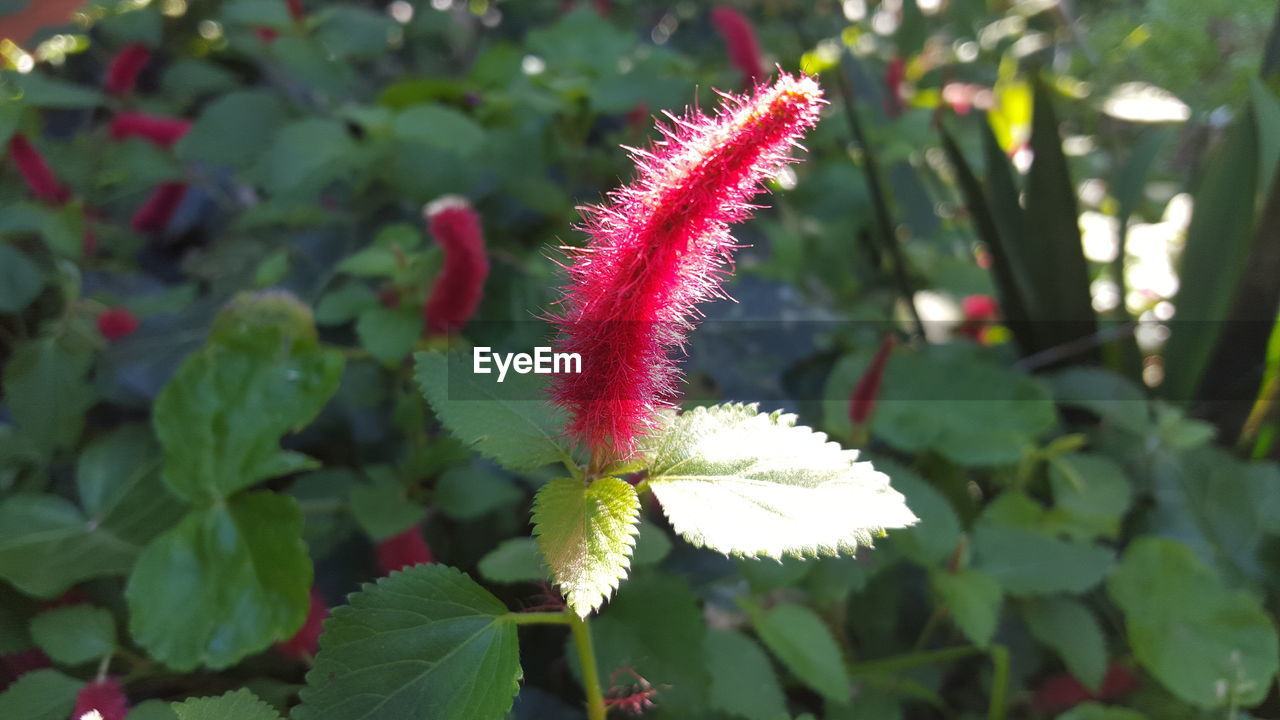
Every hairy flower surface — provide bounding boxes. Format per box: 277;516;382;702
131;181;187;233
550;73;824;461
711;6;766;86
73;677;130;720
6;134;70;204
109;113;191;149
106;43;151;96
423;195;489;336
98;308;140;341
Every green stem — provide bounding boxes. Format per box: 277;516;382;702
569;613;608;720
509;611;573;626
846;646;982;676
988;645;1010;720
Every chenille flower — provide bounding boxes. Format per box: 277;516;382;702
549;73;824;462
711;6;766;87
848;335;894;427
376;527;436;574
72;677;130;720
6;134;70;205
277;588;329;661
98;308;140;341
106;44;151;96
109;113;192;149
423;196;489;336
131;181;187;233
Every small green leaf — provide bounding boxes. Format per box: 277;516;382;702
126;492;312;671
254;118;357;196
1057;703;1147;720
532;477;639;616
3;336;93;457
1108;537;1279;708
394;105;485;157
348;482;425;542
355;307;421;367
295;564;520;720
646;403;917;558
30;604;116;665
254;249;290;287
414;351;574;471
877;460;962;565
14;73;104;108
929;569;1002;647
172;689;284;720
336;247;399;276
478;538;547;584
1022;596;1107;691
0;243;43;313
126;699;181;720
632;519;672;567
972;525;1114;596
705;628;788;720
435;465;522;520
748;602;848;703
1046;454;1132;540
315;283;378;325
0;669;83;720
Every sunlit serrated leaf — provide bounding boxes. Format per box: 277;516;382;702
172;689;283;720
533;477;639;616
646;403;917;558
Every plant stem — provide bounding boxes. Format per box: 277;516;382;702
846;645;982;676
509;611;573;626
569;613;608;720
988;645;1010;720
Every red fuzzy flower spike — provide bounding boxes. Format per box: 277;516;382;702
73;677;130;720
884;56;906;118
848;335;894;427
98;308;140;341
959;293;999;342
285;0;306;22
423;196;489;336
131;181;187;233
109;114;191;149
105;44;151;96
376;527;436;574
277;588;329;661
710;6;766;87
6;134;71;205
1032;665;1139;714
550;73;824;462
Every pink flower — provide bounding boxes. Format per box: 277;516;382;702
884;56;906;117
959;294;999;342
377;528;436;574
711;6;766;87
109;114;191;149
848;335;894;426
550;73;824;462
285;0;305;22
277;588;329;661
72;677;130;720
130;181;187;233
1031;665;1139;714
97;308;140;341
6;134;70;205
105;44;151;96
423;196;489;336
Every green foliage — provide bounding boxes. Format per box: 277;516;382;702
29;604;116;665
705;628;789;720
2;336;93;457
172;689;283;720
1022;597;1108;691
646;403;918;558
0;669;83;720
747;601;849;703
930;569;1002;647
295;565;521;720
532;476;639;617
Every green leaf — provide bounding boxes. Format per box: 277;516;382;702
295;564;521;720
877;460;962;565
315;283;378;325
127;700;181;720
313;5;397;59
706;628;788;720
478;537;547;584
1046;453;1133;540
254;248;290;288
348;482;425;542
30;604;116;665
153;333;343;502
0;669;83;720
414;351;574;471
747;601;849;703
0;494;145;597
1057;703;1147;720
645;403;917;558
0;243;43;313
336;247;399;277
126;491;312;671
355;307;421;367
632;519;672;567
1022;596;1107;691
929;569;1002;647
1047;367;1150;435
1108;537;1279;708
3;336;93;456
971;525;1114;596
172;689;284;720
254;118;358;196
394;105;485;157
532;477;639;616
13;72;104;108
435;465;522;520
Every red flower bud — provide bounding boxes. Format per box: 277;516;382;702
1031;665;1139;714
105;44;151;96
0;649;51;692
423;196;489;336
711;6;766;87
130;182;187;234
97;308;140;341
6;134;71;205
376;528;435;575
73;677;130;720
255;27;280;43
285;0;305;22
109;114;191;149
884;56;906;117
550;73;824;461
848;335;894;426
277;588;329;661
959;294;999;342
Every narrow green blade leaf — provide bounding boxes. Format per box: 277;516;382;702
30;604;116;666
172;689;283;720
646;403;917;558
1022;596;1107;692
747;602;848;703
414;351;575;472
295;564;520;720
532;476;639;616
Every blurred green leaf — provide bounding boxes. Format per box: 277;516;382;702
126;491;312;671
632;519;671;567
254;118;358;195
435;464;522;520
10;72;104;109
0;669;82;720
348;482;425;542
930;568;1002;647
172;689;283;720
972;525;1114;596
96;7;162;45
355;307;420;367
478;537;546;584
1046;453;1133;540
313;5;396;59
294;565;520;720
533;476;639;616
178;90;288;172
30;604;116;666
1057;704;1147;720
705;628;788;720
3;336;93;456
394;105;485;157
315;282;378;325
0;243;43;313
748;601;849;702
878;461;962;565
1023;596;1107;691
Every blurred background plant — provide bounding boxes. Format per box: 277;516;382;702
2;0;1280;719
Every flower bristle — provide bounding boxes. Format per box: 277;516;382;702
423;195;489;336
73;677;130;720
106;43;151;96
131;181;187;233
6;134;71;205
109;113;192;149
550;73;824;462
